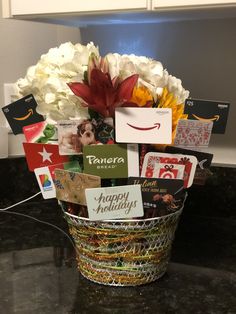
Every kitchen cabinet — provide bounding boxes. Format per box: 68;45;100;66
2;0;236;25
153;0;236;9
2;0;150;17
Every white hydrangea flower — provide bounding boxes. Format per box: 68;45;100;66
163;70;190;104
14;42;189;122
14;42;99;123
106;53;164;101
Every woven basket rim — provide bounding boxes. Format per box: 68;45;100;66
60;193;187;223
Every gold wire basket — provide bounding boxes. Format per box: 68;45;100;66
61;200;185;286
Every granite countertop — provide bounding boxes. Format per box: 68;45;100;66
0;158;236;313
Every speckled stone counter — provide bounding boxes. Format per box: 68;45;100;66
0;157;236;313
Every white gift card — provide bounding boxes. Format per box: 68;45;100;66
115;108;172;144
34;167;56;199
85;185;144;221
141;152;198;188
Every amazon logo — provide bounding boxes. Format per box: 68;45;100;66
13;108;34;121
127;123;160;131
192;114;220;122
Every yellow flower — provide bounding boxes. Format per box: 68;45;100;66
130;86;154;107
153;87;188;150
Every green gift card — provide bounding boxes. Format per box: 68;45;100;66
83;144;139;179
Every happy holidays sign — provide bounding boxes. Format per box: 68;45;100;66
85;185;143;220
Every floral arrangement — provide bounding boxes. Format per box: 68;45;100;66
12;42;199;286
14;41;189;144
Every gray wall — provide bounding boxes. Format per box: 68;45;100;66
0;5;81;125
81;18;236;146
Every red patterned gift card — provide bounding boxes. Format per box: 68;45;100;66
174;119;213;149
141;152;198;188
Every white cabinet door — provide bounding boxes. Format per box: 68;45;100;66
9;0;148;16
153;0;236;9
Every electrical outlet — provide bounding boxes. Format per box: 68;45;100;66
2;83;18;131
3;83;17;106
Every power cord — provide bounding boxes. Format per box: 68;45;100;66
0;191;42;211
0;192;76;250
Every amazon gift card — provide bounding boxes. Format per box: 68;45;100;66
184;98;230;134
115;108;172;144
2;94;44;135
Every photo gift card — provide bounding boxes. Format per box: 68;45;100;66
57;118;114;155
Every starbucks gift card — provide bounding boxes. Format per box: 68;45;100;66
85;185;144;220
83;144;139;179
141;152;197;188
165;146;213;169
128;177;185;210
2;94;44;135
54;169;101;205
185;98;230;134
174;119;213;149
23;121;58;144
165;146;213;185
115;108;172;144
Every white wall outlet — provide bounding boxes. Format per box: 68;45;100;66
3;83;17;106
2;83;18;131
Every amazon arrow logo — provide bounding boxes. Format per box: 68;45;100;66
127;123;161;131
13;108;34;121
192;114;220;122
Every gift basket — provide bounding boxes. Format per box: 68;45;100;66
9;42;216;286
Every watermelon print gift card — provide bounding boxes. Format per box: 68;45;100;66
115;108;172;144
23;121;58;144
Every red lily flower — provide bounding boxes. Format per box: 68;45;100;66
68;68;139;118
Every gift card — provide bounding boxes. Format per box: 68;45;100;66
128;177;184;210
115;108;172;144
185;98;230;134
2;94;44;135
48;160;82;180
141;152;198;188
23;143;69;172
54;169;101;205
85;185;144;220
174;119;213;148
165;146;213;169
33;161;81;200
57;118;114;155
34;167;56;199
83;144;139;179
23;121;58;144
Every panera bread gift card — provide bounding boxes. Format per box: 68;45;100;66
115;108;172;144
128;177;184;210
54;169;101;205
85;185;144;220
83;144;139;179
184;98;230;134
